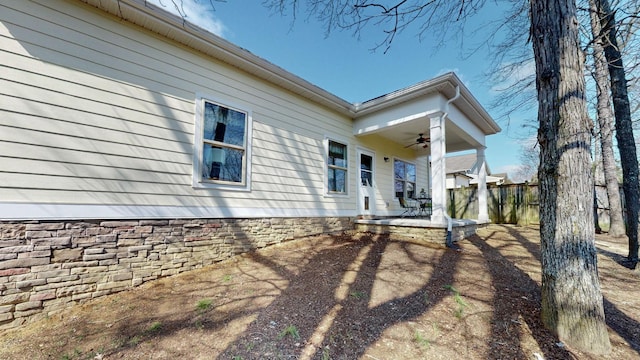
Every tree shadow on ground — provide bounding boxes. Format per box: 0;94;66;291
218;232;463;359
596;246;638;270
306;237;462;359
602;298;640;353
467;231;573;359
3;226;638;359
101;263;289;357
500;225;640;357
91;234;365;358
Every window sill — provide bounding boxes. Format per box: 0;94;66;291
192;180;250;192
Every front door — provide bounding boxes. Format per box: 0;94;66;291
358;149;375;217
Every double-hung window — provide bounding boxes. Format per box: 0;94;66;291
194;95;251;190
394;159;416;199
327;140;348;194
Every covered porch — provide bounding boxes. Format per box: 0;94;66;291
352;73;500;244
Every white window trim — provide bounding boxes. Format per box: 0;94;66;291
357;146;376;188
324;136;350;197
393;157;417;199
192;93;252;192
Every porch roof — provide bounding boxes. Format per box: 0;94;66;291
354;73;499;135
352;73;500;152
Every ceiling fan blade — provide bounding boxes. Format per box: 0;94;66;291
403;133;430;148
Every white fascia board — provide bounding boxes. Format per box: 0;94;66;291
354;75;452;116
447;172;473;179
457;83;502;135
353;95;443;136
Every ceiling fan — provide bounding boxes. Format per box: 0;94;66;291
404;133;430;148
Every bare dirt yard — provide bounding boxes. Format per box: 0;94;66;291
0;224;638;360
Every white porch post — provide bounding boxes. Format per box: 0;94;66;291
477;147;489;222
430;114;447;225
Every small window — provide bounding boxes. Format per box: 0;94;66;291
360;154;373;186
394;159;416;198
327;140;348;194
194;96;251;190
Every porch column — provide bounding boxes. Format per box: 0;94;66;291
430;114;447;225
477;147;489;222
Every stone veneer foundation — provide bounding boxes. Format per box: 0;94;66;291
353;218;484;247
0;217;352;330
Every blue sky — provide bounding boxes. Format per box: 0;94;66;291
148;0;536;180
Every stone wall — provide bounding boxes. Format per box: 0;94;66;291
0;217;353;330
354;221;483;247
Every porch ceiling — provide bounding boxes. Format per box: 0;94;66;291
369;118;474;153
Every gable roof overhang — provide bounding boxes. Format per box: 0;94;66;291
79;0;501;151
352;73;500;152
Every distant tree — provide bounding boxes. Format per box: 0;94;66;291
516;138;539;183
594;0;640;263
588;0;627;238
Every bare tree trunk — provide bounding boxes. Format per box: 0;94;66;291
530;0;611;354
589;0;627;238
597;0;640;263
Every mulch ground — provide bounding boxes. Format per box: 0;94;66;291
0;224;638;359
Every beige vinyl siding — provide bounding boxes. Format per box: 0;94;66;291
1;157;189;186
0;62;193;134
1;142;189;177
0;0;357;218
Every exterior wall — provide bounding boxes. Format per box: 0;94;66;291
446;174;471;189
0;217;352;329
0;0;439;222
1;0;360;220
1;0;431;222
446;103;487;152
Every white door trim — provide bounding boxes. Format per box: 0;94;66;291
357;148;376;217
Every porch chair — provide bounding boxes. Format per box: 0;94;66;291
418;198;432;218
398;197;418;217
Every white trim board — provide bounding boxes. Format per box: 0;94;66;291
0;203;355;220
